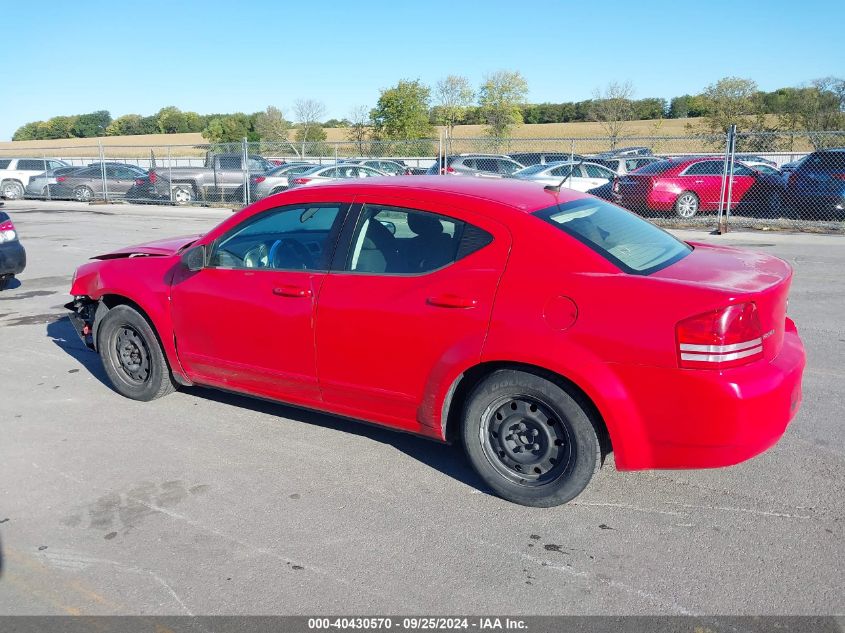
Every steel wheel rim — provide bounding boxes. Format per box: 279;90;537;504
3;183;21;199
114;325;151;385
677;194;697;217
174;187;191;203
479;395;573;487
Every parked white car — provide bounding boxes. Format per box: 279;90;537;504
287;164;388;189
513;161;617;192
1;157;70;200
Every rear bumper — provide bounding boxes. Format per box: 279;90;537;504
0;240;26;276
611;324;805;470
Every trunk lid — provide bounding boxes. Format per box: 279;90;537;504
654;242;793;361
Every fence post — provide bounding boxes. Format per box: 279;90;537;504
438;132;443;175
43;153;51;201
167;146;173;204
242;137;249;207
714;125;736;234
98;141;108;202
334;143;338;165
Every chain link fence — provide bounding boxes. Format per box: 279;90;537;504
1;131;844;232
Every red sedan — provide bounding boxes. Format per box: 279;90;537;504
66;178;805;506
613;157;773;218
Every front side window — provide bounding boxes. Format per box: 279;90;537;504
536;199;691;275
584;164;613;179
209;204;343;271
346;205;491;275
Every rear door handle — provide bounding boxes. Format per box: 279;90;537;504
273;285;312;298
694;180;704;183
427;294;478;309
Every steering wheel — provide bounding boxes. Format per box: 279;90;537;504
268;238;315;270
242;243;271;268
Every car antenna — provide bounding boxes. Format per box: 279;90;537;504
544;158;584;192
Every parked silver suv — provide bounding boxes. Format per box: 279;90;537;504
425;154;524;178
1;157;70;199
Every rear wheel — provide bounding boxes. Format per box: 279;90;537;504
172;184;195;205
1;181;24;200
74;185;94;202
462;370;600;507
674;191;699;218
97;305;177;401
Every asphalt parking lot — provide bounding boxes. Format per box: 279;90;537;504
0;200;843;616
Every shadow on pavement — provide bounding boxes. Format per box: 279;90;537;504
45;315;490;495
46;316;111;388
186;385;491;495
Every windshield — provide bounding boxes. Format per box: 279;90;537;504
629;160;674;175
536;198;692;274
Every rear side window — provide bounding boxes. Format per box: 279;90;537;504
536;199;691;275
631;160;674;175
18;159;49;171
0;160;10;169
811;152;845;171
346;205;492;275
683;161;723;176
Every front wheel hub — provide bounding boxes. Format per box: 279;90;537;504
482;396;572;486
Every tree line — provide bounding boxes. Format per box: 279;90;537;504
11;74;845;151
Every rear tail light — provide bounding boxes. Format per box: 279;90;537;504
134;178;145;186
788;172;798;186
440;166;455;174
676;302;764;369
251;176;266;183
56;176;67;182
832;173;845;181
612;178;620;193
0;219;17;243
291;178;311;185
149;171;158;184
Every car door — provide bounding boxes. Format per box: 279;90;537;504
728;162;758;206
315;196;512;430
110;166;139;196
170;202;349;404
583;163;614;189
679;161;724;208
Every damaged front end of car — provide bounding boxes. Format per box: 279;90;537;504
63;297;102;350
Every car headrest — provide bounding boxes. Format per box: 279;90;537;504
407;213;443;237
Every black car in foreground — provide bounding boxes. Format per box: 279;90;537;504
0;211;26;289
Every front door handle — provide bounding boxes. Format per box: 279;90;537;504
427;294;478;309
273;285;312;298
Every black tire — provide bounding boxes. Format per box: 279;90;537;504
674;191;699;218
97;305;177;401
171;183;196;205
74;185;94;202
0;275;10;291
462;370;600;507
1;181;24;200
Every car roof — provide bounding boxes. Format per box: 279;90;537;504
295;176;585;214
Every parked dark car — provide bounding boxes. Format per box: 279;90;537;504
588;156;663;175
426;154;524;178
783;149;845;219
594;147;653;158
0;211;26;289
48;164;148;201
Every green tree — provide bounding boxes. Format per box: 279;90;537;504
71;110;112;137
157;106;188;134
371;79;433;140
254;106;290;142
700;77;763;135
478;71;529;145
201;113;253;143
433;75;474;140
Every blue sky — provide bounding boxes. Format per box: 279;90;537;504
4;0;843;140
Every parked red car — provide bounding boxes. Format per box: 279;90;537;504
66;178;805;506
613;157;780;218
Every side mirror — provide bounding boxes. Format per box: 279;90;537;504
379;220;396;235
181;244;206;272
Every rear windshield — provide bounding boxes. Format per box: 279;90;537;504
536;198;691;274
629;160;674;175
